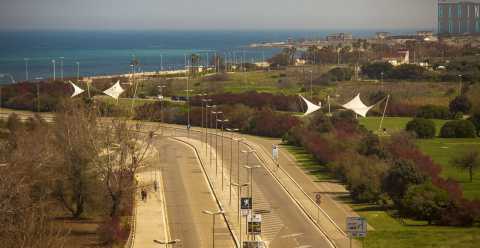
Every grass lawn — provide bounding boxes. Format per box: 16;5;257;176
283;144;480;248
417;138;480;200
359;117;448;136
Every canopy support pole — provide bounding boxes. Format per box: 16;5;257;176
378;95;390;132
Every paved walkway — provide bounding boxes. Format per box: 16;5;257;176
132;170;170;248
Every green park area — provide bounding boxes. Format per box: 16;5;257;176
284;144;480;248
360;117;480;200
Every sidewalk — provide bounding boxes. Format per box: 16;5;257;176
132;170;170;248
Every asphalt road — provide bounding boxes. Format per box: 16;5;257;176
171;128;333;248
154;137;234;248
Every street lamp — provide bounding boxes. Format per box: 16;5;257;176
212;111;223;175
207;105;216;166
217;118;229;190
226;128;240;203
309;70;313;100
231;182;249;246
52;59;56;81
202;210;224;248
158;85;167;123
458;74;463;96
243;165;261;201
153;239;181;248
59;57;64;81
202;99;212;151
24;58;29;81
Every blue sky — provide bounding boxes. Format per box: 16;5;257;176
0;0;436;30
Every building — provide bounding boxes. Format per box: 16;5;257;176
326;33;353;41
382;50;410;66
438;0;480;35
376;32;391;40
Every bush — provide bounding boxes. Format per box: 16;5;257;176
382;159;427;207
390;64;427;80
440;120;476;138
361;62;394;79
247;108;300;138
415;105;451;119
406;118;436;139
402;182;450;224
468;114;480;137
449;95;472;114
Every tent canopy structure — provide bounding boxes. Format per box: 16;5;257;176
103;80;124;100
69;81;85;98
299;95;322;116
341;93;375;118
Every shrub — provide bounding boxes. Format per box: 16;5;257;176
247;108;300;138
406;118;436;139
440;120;476;138
415;105;451;119
345;154;389;203
449;95;472;114
361;62;394;79
390;64;426;80
402;182;450;224
382;159;427;207
468;114;480;136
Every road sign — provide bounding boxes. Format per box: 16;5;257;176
241;197;252;210
346;217;367;238
315;193;322;205
247;214;262;235
243;241;266;248
241;209;251;216
272;145;279;161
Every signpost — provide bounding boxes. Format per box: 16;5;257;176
247;214;262;235
346;217;367;248
243;241;266;248
241;197;252;216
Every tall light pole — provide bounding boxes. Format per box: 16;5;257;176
226;128;240;203
458;74;463;96
158;85;167;123
153;239;181;248
217;118;229;190
244;165;261;203
24;58;29;81
309;70;313;100
231;182;249;247
202;210;224;248
52;59;56;81
208;105;216;167
60;57;64;81
212;111;222;176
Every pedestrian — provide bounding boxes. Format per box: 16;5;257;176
154;180;158;192
144;190;148;202
141;189;146;201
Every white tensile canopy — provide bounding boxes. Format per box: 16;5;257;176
69;81;85;98
341;93;374;118
103;80;124;100
299;95;322;116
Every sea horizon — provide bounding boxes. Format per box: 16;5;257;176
0;29;419;83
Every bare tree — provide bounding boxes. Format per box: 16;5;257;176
97;118;155;217
452;149;480;182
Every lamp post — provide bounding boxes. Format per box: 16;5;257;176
52;59;56;81
231;182;249;247
458;74;463;96
208;105;216;167
309;70;313;100
202;210;224;248
217;118;229;190
226;128;240;203
244;165;261;202
158;85;167;123
24;58;29;81
212;111;223;176
203;99;212;152
59;57;64;81
153;239;181;248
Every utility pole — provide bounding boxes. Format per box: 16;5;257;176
202;210;224;248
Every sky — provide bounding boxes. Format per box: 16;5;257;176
0;0;437;31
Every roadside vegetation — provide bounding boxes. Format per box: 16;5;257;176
0;100;155;247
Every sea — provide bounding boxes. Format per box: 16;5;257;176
0;29;415;83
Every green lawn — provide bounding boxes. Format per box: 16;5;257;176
283;144;480;248
417;138;480;200
359;117;448;136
